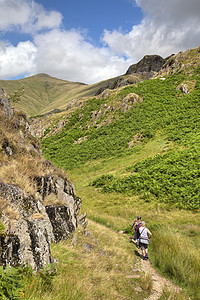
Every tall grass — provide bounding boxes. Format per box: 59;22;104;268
64;144;200;299
150;228;200;299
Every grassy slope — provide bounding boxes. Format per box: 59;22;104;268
64;136;200;299
41;70;200;210
39;47;200;299
0;74;118;117
25;220;150;300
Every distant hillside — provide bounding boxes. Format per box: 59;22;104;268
0;54;175;117
1;47;200;118
0;73;119;117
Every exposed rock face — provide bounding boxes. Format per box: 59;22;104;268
0;181;54;270
0;88;14;119
0;176;81;270
45;206;76;242
34;175;81;236
95;55;166;96
126;55;166;78
121;93;143;112
95;75;140;96
0;88;82;270
176;83;190;94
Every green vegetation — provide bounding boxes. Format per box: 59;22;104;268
39;52;200;298
63;153;200;299
42;70;200;210
23;221;146;300
0;266;24;299
9;85;25;103
0;222;5;236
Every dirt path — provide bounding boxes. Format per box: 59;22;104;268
129;237;182;299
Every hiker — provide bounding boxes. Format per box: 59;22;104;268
132;219;137;240
139;221;152;260
136;216;142;246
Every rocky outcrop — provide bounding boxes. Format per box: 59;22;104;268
121;93;143;112
95;75;140;96
126;55;166;78
0;181;54;270
0;177;81;270
34;175;81;236
95;55;166;96
0;88;82;271
0;88;13;119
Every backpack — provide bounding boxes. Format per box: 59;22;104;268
136;222;142;238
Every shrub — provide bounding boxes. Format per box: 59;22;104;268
0;266;24;299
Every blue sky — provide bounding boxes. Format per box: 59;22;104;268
39;0;143;45
0;0;200;84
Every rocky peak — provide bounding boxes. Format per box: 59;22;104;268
126;55;166;78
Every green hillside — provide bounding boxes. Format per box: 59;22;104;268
0;73;118;117
38;47;200;299
41;65;200;210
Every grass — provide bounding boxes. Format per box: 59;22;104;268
62;136;200;299
150;228;200;297
37;65;200;298
24;220;148;300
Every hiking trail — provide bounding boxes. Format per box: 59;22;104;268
127;236;182;299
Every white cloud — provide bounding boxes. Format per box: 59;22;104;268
0;41;37;78
33;29;130;83
0;0;62;33
103;0;200;61
0;0;200;84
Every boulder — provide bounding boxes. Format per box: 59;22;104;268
0;176;81;270
0;181;54;270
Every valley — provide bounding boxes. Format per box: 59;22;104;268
0;46;200;299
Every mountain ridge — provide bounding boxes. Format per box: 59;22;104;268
1;48;196;117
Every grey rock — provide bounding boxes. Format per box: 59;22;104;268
0;181;54;270
2;139;13;157
0;89;14;119
84;230;92;237
78;212;88;230
176;83;190;94
82;243;93;252
45;205;76;242
126;55;166;77
71;234;77;247
0;175;82;270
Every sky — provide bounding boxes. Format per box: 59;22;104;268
0;0;200;84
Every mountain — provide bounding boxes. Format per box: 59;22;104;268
0;53;181;117
0;73;121;117
1;48;196;118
